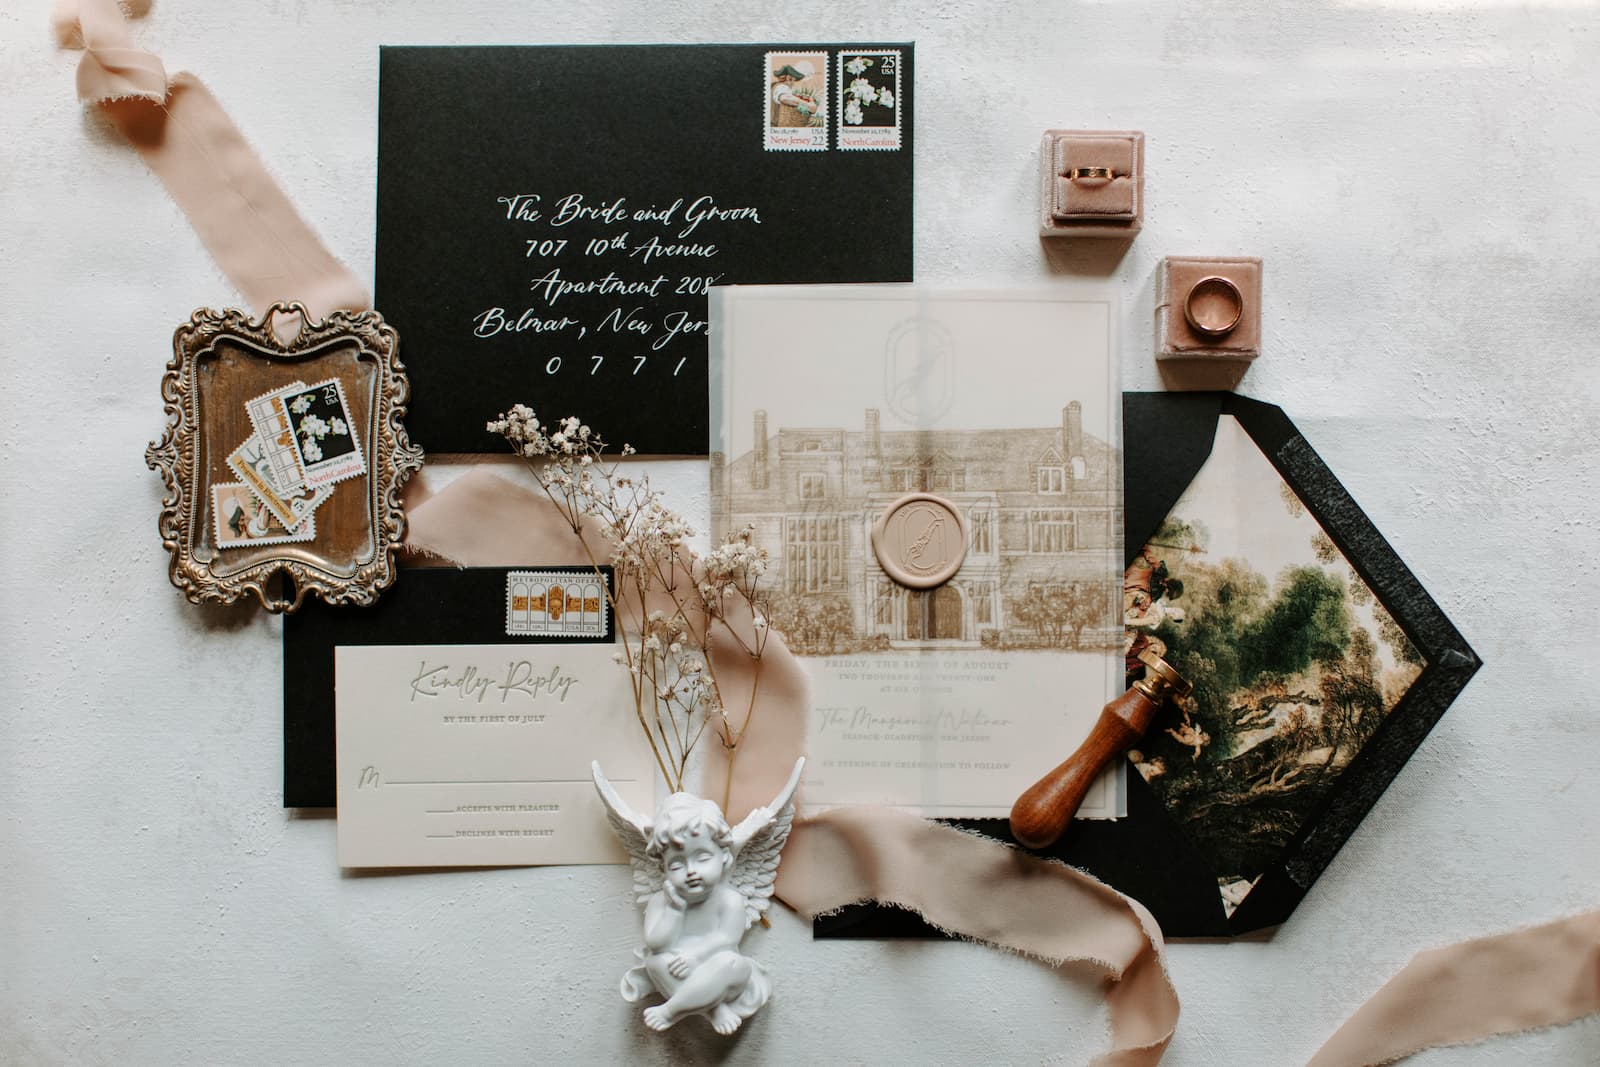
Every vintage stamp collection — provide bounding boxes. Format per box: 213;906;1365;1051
147;304;420;612
221;377;367;550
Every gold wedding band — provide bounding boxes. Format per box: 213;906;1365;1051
1066;166;1114;182
1184;276;1243;338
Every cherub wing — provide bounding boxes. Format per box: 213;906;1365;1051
591;761;662;905
727;757;806;928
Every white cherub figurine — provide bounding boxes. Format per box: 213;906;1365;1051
592;758;804;1035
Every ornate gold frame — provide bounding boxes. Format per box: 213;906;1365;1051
145;303;423;612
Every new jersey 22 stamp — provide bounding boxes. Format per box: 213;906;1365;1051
765;51;828;151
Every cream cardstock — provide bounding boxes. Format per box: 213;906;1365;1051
335;643;654;867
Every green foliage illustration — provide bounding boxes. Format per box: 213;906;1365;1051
1133;537;1421;896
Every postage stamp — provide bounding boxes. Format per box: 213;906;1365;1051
280;378;366;487
506;569;612;638
242;379;310;496
226;432;334;529
837;50;902;150
765;51;828;151
211;482;316;549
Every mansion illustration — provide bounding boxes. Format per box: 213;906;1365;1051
712;404;1121;652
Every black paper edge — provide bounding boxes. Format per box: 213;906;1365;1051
1220;397;1482;933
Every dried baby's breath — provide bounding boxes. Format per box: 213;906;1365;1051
490;406;774;800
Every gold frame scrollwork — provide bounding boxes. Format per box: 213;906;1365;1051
145;303;424;613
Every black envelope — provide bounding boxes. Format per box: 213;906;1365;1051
376;44;915;457
283;567;614;809
815;393;1481;937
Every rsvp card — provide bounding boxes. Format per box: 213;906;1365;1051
335;643;653;867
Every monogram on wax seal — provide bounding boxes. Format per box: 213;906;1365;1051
871;492;967;589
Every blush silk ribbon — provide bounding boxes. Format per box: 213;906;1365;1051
52;0;368;321
63;4;1600;1063
1307;909;1600;1067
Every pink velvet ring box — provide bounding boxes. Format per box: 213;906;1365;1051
1039;130;1144;239
1156;256;1263;363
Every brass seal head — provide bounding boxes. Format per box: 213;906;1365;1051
1132;648;1193;703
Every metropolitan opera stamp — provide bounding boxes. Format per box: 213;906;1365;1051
506;569;613;638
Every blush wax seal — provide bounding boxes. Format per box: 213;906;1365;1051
871;493;968;589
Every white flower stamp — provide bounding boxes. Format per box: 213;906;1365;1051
211;481;316;549
836;50;901;150
764;51;828;151
279;378;366;487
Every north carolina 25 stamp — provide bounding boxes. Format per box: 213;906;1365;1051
281;378;366;487
765;51;828;151
837;50;902;150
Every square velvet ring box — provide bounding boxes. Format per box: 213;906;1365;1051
1156;256;1263;365
1039;130;1144;239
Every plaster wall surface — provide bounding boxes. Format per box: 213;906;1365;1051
2;1;1597;1063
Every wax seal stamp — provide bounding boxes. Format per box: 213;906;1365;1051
871;492;967;589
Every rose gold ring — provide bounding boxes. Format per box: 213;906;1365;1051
1183;276;1243;338
1066;166;1114;182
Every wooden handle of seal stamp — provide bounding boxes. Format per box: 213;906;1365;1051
1009;649;1192;851
1008;686;1161;850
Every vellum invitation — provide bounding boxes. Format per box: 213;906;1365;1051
335;643;653;867
710;287;1124;817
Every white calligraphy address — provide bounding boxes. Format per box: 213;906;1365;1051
471;190;764;351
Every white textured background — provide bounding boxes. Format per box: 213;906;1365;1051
3;1;1598;1064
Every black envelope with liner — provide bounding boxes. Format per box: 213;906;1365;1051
815;393;1481;937
376;43;914;457
283;566;614;811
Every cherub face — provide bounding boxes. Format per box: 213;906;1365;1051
662;830;726;904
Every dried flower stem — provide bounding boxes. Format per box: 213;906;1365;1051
489;407;774;795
